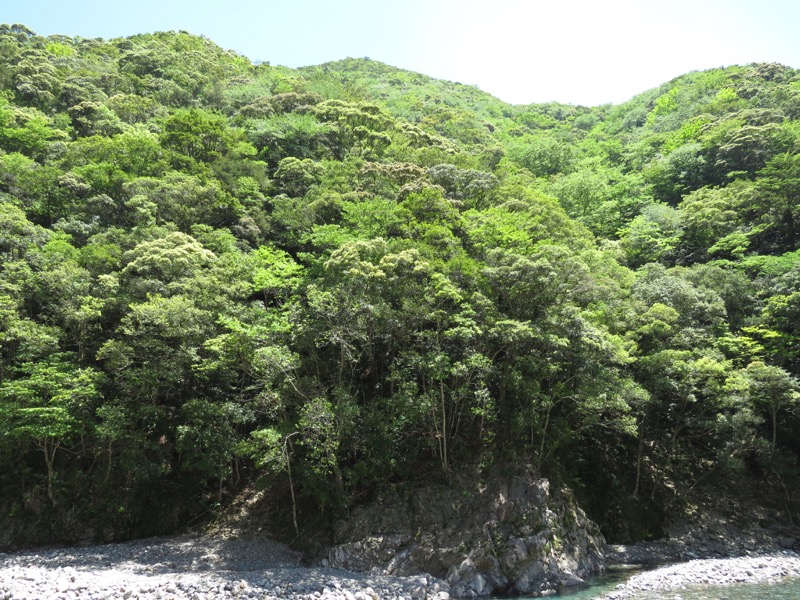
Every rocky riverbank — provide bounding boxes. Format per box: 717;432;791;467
4;536;800;600
605;506;798;566
598;500;800;598
601;552;800;598
3;479;799;600
0;534;450;600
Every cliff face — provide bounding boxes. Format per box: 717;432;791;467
326;470;605;597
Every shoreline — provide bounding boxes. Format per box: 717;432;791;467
3;534;800;599
0;534;449;600
601;552;800;599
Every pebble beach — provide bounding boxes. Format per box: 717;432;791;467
0;534;448;600
1;535;800;599
602;552;800;599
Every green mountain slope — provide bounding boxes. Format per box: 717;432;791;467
1;24;799;548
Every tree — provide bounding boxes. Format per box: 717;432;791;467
758;290;800;374
714;123;791;179
13;55;59;108
508;134;575;177
273;157;324;197
67;101;125;137
97;294;213;404
427;164;499;210
631;264;726;346
121;231;215;286
308;100;393;159
160;108;233;164
0;99;63;157
0;355;102;506
635;347;735;494
123;173;238;231
549;169;611;222
247;112;332;166
678;184;746;260
756;153;800;252
618;204;682;268
743;361;799;447
176;398;250;493
644;143;710;204
0;202;48;260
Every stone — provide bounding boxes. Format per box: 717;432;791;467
558;572;585;588
406;580;427;600
325;470;605;598
514;560;544;594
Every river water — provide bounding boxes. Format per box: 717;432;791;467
496;568;800;599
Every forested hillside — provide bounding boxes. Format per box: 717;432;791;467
1;23;799;546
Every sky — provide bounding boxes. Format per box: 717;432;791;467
5;0;800;106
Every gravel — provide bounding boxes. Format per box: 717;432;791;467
0;534;450;600
3;534;800;599
601;552;800;599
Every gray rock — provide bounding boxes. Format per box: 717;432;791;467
513;559;543;594
326;469;605;597
405;577;428;600
558;571;585;588
778;536;796;549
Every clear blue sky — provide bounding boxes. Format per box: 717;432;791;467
5;0;800;106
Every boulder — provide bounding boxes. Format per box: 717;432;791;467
326;468;605;597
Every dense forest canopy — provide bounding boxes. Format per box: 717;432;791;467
1;23;800;545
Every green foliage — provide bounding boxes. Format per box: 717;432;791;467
2;27;800;546
507;134;575;177
618;204;682;267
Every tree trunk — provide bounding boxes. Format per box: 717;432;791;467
284;433;299;537
772;405;778;447
633;418;646;498
537;401;553;474
440;381;448;472
38;439;60;507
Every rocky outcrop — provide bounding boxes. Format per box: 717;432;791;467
324;469;605;597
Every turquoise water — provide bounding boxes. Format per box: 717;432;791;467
488;565;645;599
581;577;800;599
558;565;643;598
494;571;800;599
